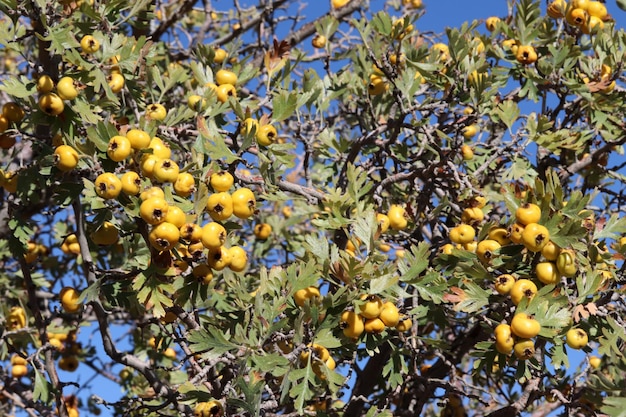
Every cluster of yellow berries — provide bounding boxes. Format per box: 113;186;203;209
548;0;608;34
35;73;78;117
10;354;29;378
206;68;238;104
79;34;126;94
22;241;48;264
341;295;411;339
0;101;24;149
6;306;26;331
299;343;337;380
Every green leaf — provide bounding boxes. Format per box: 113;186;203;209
197;120;239;164
495;100;520;131
601;397;626;417
272;90;298;122
312;328;342;349
369;273;399;295
188;327;238;357
454;280;490;313
287;367;317;412
398;243;430;284
594;214;626;241
32;368;51;403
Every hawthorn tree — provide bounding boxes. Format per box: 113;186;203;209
1;0;626;416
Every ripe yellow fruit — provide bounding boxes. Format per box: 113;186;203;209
431;43;450;61
556;249;577;278
213;48;228;64
294;286;321;307
216;83;237;103
140;186;165;201
149;222;180;251
174;172;196;197
395;317;412;332
508;222;525;244
582;15;604;33
388;205;408;230
126;129;151;150
358;294;383;319
107;135;132;162
39;92;65;116
461;144;474;160
461;207;484;223
488;227;511;246
107;73;125;93
153;159;180;183
228;246;247;272
7;306;27;330
37;74;55;93
256;124;277;146
201;222;227;249
140;155;159;179
254;223;272;240
120;171;141;195
462;124;478;139
207;246;232;270
57;76;78;100
494;323;514;354
565;328;588;349
536;261;559;285
188;94;207;111
516;203;541;225
514;338;535;360
140;197;169;225
541;240;561;261
364;317;385;334
210;171;234;192
206;192;234;221
566;7;588;27
80;35;100;53
194;400;224;417
379;301;400;327
312;34;326;49
521;223;550;252
331;0;350;8
510;279;537;306
12;364;28;378
485;16;500;32
589;355;601;369
231;187;256;219
516;45;538;65
60;287;82;313
215;69;238;86
146;103;167;121
587;1;607;19
511;313;541;339
368;76;387;96
449;224;475;244
165;205;187;228
192;264;214;284
476;239;501;264
94;172;122;199
2;102;25;123
340;310;365;339
91;221;119;245
54;145;79;171
180;223;203;242
494;274;516;295
547;0;567;18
